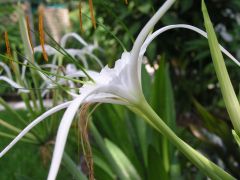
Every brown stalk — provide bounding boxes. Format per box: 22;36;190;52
38;7;48;62
4;31;14;70
88;0;96;29
25;15;34;53
79;103;94;180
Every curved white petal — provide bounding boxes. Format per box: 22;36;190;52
85;93;127;105
0;101;72;158
47;88;101;180
66;91;79;98
34;45;57;56
74;52;88;68
130;0;175;92
21;59;28;81
0;76;29;93
65;64;77;74
47;96;84;180
140;24;240;66
84;52;104;68
60;33;88;48
50;54;60;73
41;89;49;98
40;64;59;70
0;62;13;79
47;83;132;180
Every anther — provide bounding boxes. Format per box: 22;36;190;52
4;31;14;70
38;7;48;62
88;0;96;29
25;16;34;53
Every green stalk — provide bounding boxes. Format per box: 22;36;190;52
12;45;35;116
50;56;63;134
133;99;235;180
18;5;45;113
13;42;38;112
62;152;87;180
202;0;240;136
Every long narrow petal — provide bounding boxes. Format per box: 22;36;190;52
140;24;240;66
47;96;85;180
47;85;126;180
130;0;175;92
84;52;104;68
0;76;29;93
0;101;71;158
0;62;13;79
60;33;88;48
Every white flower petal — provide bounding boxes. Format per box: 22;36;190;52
0;101;71;158
34;45;57;56
130;0;175;92
0;62;13;79
84;52;104;68
0;76;29;93
140;24;240;67
65;64;77;74
60;33;88;48
47;88;101;180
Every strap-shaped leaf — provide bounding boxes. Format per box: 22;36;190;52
202;0;240;135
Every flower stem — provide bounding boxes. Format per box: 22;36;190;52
134;99;235;180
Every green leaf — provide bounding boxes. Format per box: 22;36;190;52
192;99;229;138
147;145;162;180
104;139;141;180
93;150;116;179
232;130;240;148
150;57;180;179
62;152;87;180
202;0;240;136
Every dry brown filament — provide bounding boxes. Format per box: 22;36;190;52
125;0;128;5
38;8;48;62
4;31;11;57
79;103;94;180
88;0;96;29
4;31;14;69
25;16;34;53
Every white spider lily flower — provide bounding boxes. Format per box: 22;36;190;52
32;32;103;97
1;0;238;179
21;32;102;82
1;2;176;179
33;32;103;69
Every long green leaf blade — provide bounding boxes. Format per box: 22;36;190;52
202;0;240;135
